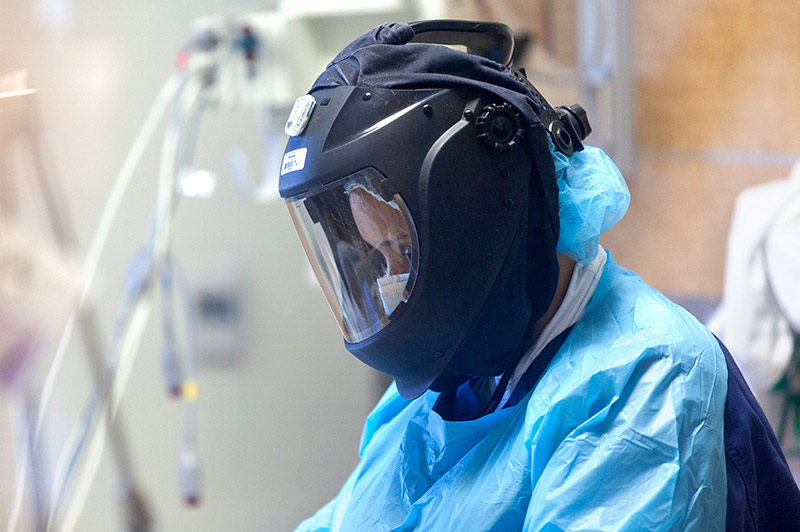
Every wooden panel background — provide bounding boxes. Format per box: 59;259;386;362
604;0;800;297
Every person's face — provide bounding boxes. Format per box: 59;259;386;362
349;188;412;276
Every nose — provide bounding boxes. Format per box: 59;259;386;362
386;257;406;276
383;248;410;277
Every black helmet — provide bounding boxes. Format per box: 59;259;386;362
279;21;590;399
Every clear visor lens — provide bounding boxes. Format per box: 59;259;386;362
287;168;418;343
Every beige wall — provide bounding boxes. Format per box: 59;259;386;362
604;1;800;297
450;0;800;299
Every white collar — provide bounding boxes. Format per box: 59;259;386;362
497;246;607;409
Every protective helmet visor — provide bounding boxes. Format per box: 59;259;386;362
286;168;419;344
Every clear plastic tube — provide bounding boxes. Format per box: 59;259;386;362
48;104;183;532
36;72;182;438
49;57;220;531
4;71;182;532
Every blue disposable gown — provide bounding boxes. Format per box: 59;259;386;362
296;253;728;531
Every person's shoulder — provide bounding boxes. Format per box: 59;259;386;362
735;177;793;210
521;254;727;448
579;252;722;365
524;252;727;432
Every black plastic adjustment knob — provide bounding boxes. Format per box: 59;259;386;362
475;103;525;153
555;104;592;153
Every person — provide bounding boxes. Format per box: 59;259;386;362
709;161;800;447
278;20;800;531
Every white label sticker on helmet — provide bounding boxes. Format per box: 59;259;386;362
281;148;307;176
285;95;316;136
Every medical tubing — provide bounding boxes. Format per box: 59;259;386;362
152;67;210;506
46;77;184;532
6;392;44;532
160;253;182;396
141;70;212;248
6;395;28;532
12;392;49;532
46;42;219;529
162;65;214;507
157;66;212;399
179;386;201;506
175;258;198;400
137;69;210;402
20;111;158;532
48;145;168;532
52;282;157;532
48;248;152;519
150;79;183;264
150;218;182;402
52;62;214;531
80;71;183;309
24;393;48;532
36;71;181;438
173;256;201;505
158;64;212;399
179;444;201;506
176;78;212;169
48;392;98;519
49;94;185;532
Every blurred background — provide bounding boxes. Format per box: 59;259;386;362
0;0;798;530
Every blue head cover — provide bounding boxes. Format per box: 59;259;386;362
310;22;562;244
312;21;631;266
313;23;544;110
549;140;631;264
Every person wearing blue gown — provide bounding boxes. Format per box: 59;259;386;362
278;21;800;531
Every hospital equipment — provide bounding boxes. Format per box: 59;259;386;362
1;71;150;532
2;22;268;529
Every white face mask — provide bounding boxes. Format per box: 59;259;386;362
376;273;409;316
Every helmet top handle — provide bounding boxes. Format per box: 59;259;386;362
409;19;591;156
408;20;515;66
